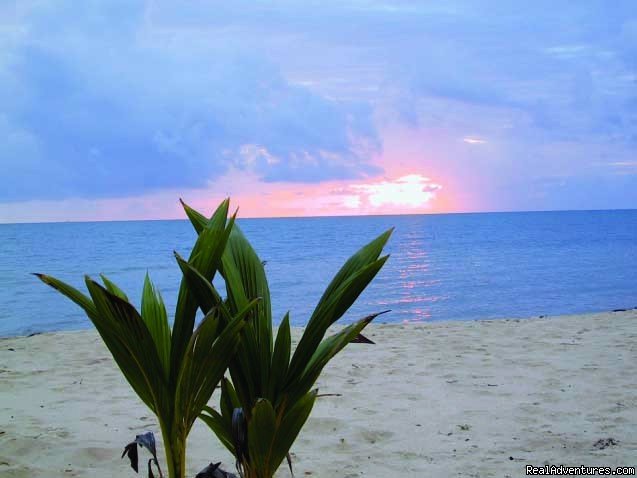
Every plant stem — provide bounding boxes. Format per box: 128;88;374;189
160;422;186;478
166;444;185;478
243;461;272;478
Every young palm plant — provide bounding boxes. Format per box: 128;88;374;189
178;203;392;478
36;200;258;478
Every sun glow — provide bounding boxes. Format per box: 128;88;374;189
170;162;452;222
349;174;442;209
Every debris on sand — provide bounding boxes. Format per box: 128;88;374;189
593;438;618;450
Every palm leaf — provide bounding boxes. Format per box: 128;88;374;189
37;273;158;410
287;230;390;383
285;311;388;404
174;252;228;320
85;278;168;414
100;273;130;301
175;298;258;431
141;273;172;379
170;199;234;385
34;274;98;319
179;198;209;234
174;200;393;478
36;198;256;478
200;407;234;454
247;399;277;475
269;390;317;475
220;225;273;400
268;312;291;400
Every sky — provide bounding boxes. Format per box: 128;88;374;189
1;0;636;222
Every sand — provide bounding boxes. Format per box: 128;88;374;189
1;310;636;477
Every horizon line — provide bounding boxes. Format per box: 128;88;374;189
1;206;636;226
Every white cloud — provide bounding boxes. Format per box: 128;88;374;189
463;137;487;144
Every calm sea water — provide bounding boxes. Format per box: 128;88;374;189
1;210;636;336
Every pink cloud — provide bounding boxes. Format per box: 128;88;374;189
0;125;470;223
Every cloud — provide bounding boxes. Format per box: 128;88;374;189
1;0;636;215
383;2;637;146
609;161;637;175
463;137;487;145
0;1;380;202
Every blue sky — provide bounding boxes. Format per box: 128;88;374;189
1;1;636;221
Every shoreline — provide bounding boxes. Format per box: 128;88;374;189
2;309;636;476
3;306;636;340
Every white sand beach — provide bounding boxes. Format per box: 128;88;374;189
1;310;636;477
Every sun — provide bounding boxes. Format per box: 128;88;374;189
351;174;442;209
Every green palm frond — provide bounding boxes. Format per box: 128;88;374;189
86;277;169;414
39;198;391;478
170;199;235;384
141;273;171;379
36;199;250;478
184;203;393;478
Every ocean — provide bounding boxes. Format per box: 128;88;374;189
1;209;636;337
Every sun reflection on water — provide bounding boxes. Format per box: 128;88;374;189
382;233;449;322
